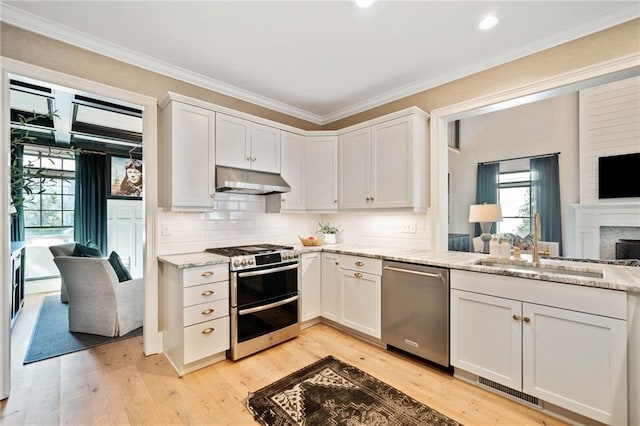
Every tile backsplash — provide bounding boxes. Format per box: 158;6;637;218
157;193;431;255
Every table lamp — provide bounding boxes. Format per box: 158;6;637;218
469;203;502;253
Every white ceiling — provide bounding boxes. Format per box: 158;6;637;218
2;1;639;124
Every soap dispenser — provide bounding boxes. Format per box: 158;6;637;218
489;234;499;257
499;235;511;259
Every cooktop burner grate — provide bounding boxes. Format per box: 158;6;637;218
206;244;294;257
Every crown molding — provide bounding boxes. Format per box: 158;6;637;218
0;4;324;125
2;3;638;126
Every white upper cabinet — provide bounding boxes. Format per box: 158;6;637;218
215;113;280;173
305;136;338;211
161;99;216;210
338;128;370;209
338;112;427;210
280;131;305;210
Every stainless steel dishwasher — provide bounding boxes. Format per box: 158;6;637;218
382;260;450;369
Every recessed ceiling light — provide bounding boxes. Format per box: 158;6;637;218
478;15;499;30
355;0;375;8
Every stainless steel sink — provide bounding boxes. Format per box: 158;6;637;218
473;259;605;279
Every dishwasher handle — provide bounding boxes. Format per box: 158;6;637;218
383;265;442;279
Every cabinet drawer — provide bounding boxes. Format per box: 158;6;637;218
340;254;382;275
183;316;230;364
182;264;229;287
183;299;229;327
183;281;229;307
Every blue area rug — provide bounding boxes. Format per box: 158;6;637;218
24;294;142;364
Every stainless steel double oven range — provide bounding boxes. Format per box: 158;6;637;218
206;244;300;361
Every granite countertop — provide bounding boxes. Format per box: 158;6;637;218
158;244;640;293
296;243;640;294
158;252;229;269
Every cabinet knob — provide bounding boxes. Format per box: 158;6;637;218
354;272;363;278
523;317;531;323
335;262;339;266
355;261;364;267
370;197;374;202
201;308;214;315
282;198;286;202
246;156;252;161
366;197;371;202
201;327;215;334
513;314;522;321
201;290;214;296
210;193;216;199
334;200;338;203
201;271;214;277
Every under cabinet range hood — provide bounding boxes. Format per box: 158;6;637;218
215;166;291;195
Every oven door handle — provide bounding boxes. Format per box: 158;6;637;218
237;262;299;278
238;295;299;316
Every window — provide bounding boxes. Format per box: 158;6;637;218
22;148;76;280
498;170;531;236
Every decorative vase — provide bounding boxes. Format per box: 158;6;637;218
323;233;337;244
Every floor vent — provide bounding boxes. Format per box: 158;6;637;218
477;377;541;407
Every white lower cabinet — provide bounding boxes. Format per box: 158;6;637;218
300;252;322;323
321;252;340;322
161;262;230;376
338;255;382;339
450;270;627;425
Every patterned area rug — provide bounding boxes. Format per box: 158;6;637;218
245;355;462;426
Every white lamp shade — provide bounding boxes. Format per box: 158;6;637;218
469;204;502;223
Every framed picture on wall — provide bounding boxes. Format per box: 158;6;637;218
109;156;143;199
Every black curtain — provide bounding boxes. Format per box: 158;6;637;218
74;154;108;254
474;162;500;236
10;143;24;242
531;154;562;255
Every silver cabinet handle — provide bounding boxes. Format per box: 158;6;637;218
354;272;363;278
201;290;214;296
201;271;214;277
383;265;442;279
201;327;214;334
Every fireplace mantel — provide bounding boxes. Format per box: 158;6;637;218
572;202;640;259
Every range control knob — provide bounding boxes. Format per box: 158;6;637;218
248;259;254;265
233;260;240;267
241;259;248;266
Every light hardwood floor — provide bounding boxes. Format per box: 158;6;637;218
2;293;568;425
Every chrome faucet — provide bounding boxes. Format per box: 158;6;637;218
532;212;541;265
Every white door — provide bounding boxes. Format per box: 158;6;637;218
338;128;370;209
107;200;144;278
321;253;340;322
371;116;413;208
280;131;305;210
340;269;381;338
305;136;338;210
215;113;250;170
522;303;627;425
300;253;322;322
250;122;280;173
168;102;216;208
450;289;522;390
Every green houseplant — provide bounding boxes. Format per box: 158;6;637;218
318;221;341;244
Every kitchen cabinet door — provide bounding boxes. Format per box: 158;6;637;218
280;131;305;210
450;289;522;390
371;116;414;208
215;113;251;170
305;136;338;210
522;303;627;425
163;101;216;209
338;127;370;209
300;253;322;322
250;122;280;173
321;252;340;322
340;269;381;339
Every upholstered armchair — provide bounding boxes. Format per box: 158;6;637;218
53;256;144;337
49;242;76;303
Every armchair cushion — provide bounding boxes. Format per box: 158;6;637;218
108;251;132;282
73;240;103;258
